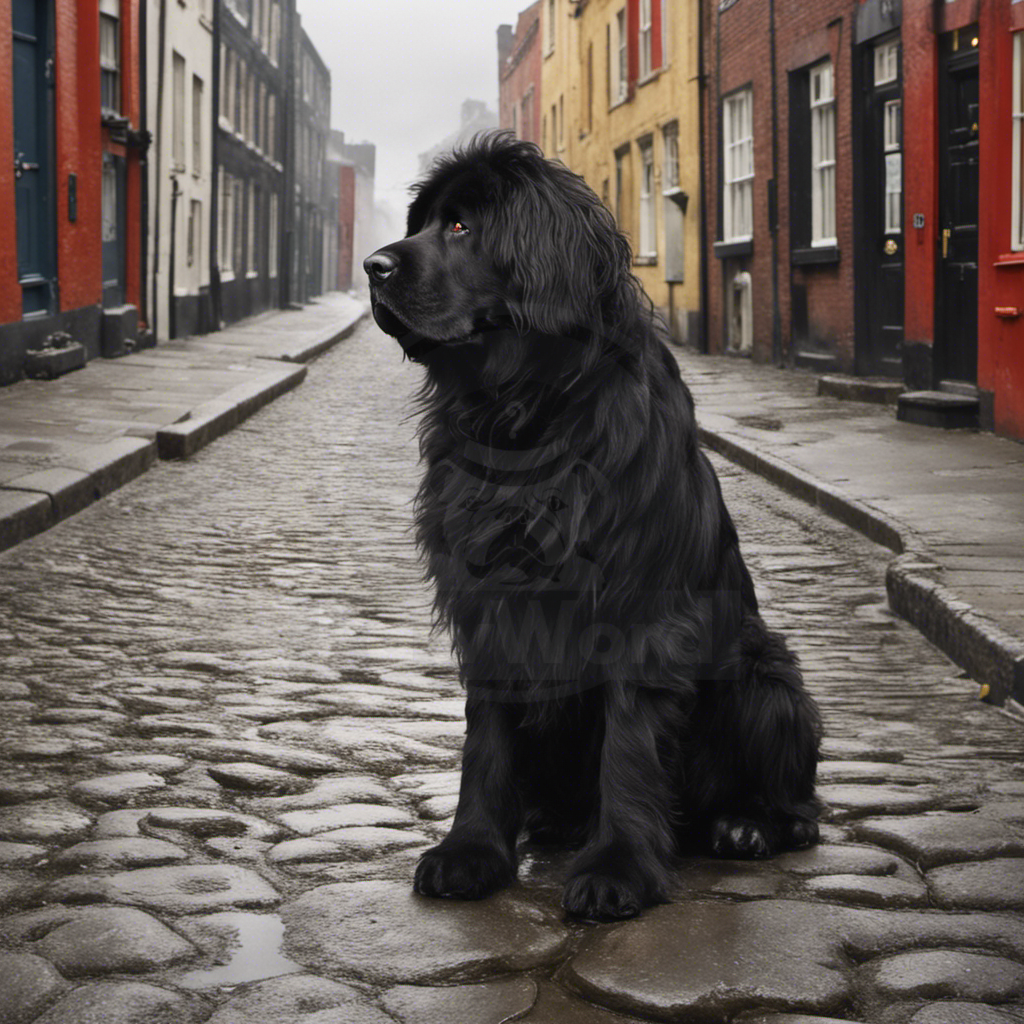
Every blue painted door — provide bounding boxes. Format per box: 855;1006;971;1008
12;0;56;316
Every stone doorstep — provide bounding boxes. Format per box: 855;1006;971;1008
897;391;980;430
818;374;906;406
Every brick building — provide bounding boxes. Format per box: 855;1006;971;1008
498;1;542;145
328;132;375;290
0;0;145;383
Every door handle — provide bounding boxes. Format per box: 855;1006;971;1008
942;227;951;259
14;153;39;179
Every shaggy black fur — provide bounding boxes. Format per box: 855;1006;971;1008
364;133;821;921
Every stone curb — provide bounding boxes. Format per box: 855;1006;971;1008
697;423;1024;709
0;305;368;554
156;362;307;460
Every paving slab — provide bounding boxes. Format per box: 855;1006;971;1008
671;347;1024;707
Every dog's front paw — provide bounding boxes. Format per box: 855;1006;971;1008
711;816;771;858
413;840;516;900
562;869;647;921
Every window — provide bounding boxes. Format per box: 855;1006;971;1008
874;37;899;86
101;158;117;243
559;94;564;148
267;93;276;160
187;199;201;269
269;192;279;276
270;2;280;65
232;179;243;273
192;76;203;174
233;60;242;133
545;0;555;54
639;0;652;80
615;147;626;225
810;60;836;245
638;138;656;257
723;88;753;241
551;103;557;151
219;170;233;273
1013;32;1024;251
521;90;532;142
172;52;186;169
255;81;264;152
99;0;120;113
611;9;627;104
253;0;263;46
219;46;228;123
248;185;258;274
883;99;901;234
663;121;679;190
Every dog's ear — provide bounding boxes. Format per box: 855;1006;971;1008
491;162;634;341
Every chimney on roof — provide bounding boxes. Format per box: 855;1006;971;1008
498;24;513;67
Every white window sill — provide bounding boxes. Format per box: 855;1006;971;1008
220;270;235;281
811;238;838;248
246;270;259;279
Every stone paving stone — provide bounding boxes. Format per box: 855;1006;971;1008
69;772;167;807
98;754;190;774
773;844;901;877
868;949;1024;1001
0;950;68;1024
909;1002;1024;1024
928;858;1024;909
31;981;209;1024
745;1018;869;1024
205;973;392;1024
276;802;415;834
0;780;54;805
269;828;429;864
202;836;273;860
187;739;344;773
46;863;279;914
205;762;308;794
51;837;189;870
0;681;31;699
672;859;790;899
804;873;929;907
818;784;947;821
281;879;570;984
381;977;538;1024
251;775;393;810
523;981;659;1023
417;794;460;820
143;806;282;840
0;801;93;842
267;838;347;864
853;813;1024;868
10;905;198;975
813;760;927;784
565;900;850;1021
32;708;127;725
260;720;456;768
0;841;47;866
6;738;101;760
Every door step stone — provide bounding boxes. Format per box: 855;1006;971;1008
897;390;979;429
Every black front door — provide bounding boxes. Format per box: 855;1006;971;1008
12;0;57;316
858;34;904;377
936;26;979;384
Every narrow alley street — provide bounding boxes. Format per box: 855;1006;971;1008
0;319;1022;1023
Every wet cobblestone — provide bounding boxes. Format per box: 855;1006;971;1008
0;320;1022;1022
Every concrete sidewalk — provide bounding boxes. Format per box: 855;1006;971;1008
672;346;1024;711
0;292;367;553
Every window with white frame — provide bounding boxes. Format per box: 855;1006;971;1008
638;138;656;257
810;60;836;245
219;170;233;273
1013;31;1024;251
172;52;186;169
248;185;258;274
232;178;243;272
663;121;679;190
723;88;753;241
614;9;627;103
269;192;279;276
187;199;201;269
615;148;626;225
267;93;276;160
255;81;264;152
545;0;555;54
639;0;652;80
883;99;902;234
874;37;899;85
100;0;121;113
192;76;203;175
270;2;280;65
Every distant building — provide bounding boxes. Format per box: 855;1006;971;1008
146;0;215;340
0;0;145;382
329;131;375;290
212;0;288;327
287;21;331;306
498;2;541;145
418;100;499;176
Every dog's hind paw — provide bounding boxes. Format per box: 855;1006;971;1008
711;816;771;859
786;816;819;849
413;840;515;900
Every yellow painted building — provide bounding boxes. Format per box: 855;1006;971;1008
539;0;703;344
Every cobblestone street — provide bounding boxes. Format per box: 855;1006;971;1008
0;318;1022;1023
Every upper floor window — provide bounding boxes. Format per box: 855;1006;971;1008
883;99;902;234
810;60;836;245
545;0;555;54
611;9;627;104
638;137;656;258
639;0;652;80
192;75;203;174
723;88;753;241
172;52;186;169
99;0;120;114
874;37;899;86
1013;31;1024;251
663;121;679;190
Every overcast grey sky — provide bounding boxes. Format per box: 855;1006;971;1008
297;0;529;224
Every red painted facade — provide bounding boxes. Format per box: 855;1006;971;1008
499;2;542;144
0;0;142;381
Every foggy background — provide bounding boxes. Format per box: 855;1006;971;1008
299;0;528;248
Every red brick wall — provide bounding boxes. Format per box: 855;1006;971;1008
499;3;541;144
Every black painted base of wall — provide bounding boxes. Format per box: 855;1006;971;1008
0;305;102;386
901;340;934;391
219;275;279;329
172;288;215;339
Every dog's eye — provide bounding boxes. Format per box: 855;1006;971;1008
451;222;469;235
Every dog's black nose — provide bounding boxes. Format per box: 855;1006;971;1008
364;251;398;283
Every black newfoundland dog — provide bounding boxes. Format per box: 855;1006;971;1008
364;133;821;921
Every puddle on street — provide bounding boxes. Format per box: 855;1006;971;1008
177;911;303;989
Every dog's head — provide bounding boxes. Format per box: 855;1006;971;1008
363;132;636;361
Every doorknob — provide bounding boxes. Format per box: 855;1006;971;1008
942;227;951;259
13;153;39;179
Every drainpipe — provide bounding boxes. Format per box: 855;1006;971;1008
139;0;148;334
151;0;167;341
697;0;709;352
769;0;781;365
169;174;180;338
